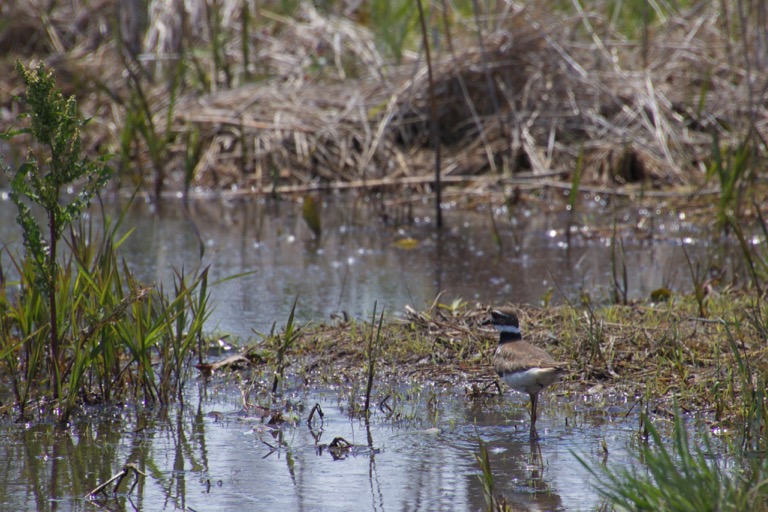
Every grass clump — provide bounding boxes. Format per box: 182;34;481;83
2;61;112;407
268;297;301;394
0;62;212;425
577;410;768;511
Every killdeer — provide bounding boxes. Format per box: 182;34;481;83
487;307;566;440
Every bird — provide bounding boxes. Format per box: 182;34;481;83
487;307;566;440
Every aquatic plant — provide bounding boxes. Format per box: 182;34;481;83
206;0;233;90
579;305;768;510
182;126;204;202
610;220;628;305
159;266;213;403
722;315;768;455
119;54;183;202
270;297;302;394
2;61;112;405
709;131;755;231
475;436;513;512
726;209;767;295
366;0;418;63
568;148;584;215
682;245;709;318
577;409;768;511
364;303;384;417
0;63;213;423
415;0;443;229
302;195;322;238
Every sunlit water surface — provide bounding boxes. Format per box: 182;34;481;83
0;193;724;338
0;381;638;512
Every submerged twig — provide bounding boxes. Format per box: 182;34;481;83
86;463;146;499
307;402;324;428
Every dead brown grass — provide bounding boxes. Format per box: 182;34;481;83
1;1;766;200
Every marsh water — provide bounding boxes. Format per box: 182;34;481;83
0;192;718;338
0;379;638;512
0;192;730;511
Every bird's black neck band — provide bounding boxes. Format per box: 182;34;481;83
499;331;522;344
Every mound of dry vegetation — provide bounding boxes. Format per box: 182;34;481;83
1;1;766;200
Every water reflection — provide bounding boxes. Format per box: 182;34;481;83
0;193;715;340
0;381;640;511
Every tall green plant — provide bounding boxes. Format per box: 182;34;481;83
161;266;212;403
369;0;418;63
271;297;302;394
0;254;44;409
364;303;384;417
709;131;753;229
2;61;112;401
476;437;496;512
610;220;628;305
120;50;183;201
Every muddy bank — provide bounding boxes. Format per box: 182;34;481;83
211;295;768;430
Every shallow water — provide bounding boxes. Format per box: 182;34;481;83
0;380;638;512
0;192;738;510
0;192;720;339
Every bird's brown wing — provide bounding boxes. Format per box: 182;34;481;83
493;341;567;375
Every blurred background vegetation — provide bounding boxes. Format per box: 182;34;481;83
0;0;765;203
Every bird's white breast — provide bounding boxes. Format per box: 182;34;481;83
500;368;555;394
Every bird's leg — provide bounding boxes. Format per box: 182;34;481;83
530;393;539;440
